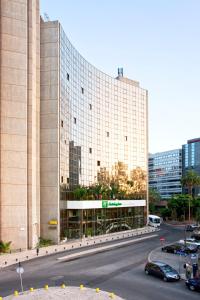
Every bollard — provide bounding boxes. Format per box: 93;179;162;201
80;284;84;289
61;284;66;288
109;292;115;298
44;284;48;290
30;287;34;292
14;291;19;296
96;288;100;293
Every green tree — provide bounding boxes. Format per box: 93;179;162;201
168;194;191;221
160;207;171;220
148;188;161;214
0;241;12;253
181;170;200;222
73;186;88;200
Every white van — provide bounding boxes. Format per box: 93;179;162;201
148;215;161;228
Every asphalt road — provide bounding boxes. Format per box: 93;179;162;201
0;224;199;300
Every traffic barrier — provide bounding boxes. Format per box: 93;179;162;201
44;284;48;290
14;291;19;296
80;284;84;289
0;296;3;300
96;288;100;293
61;284;66;288
30;287;34;292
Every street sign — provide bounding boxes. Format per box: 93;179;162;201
16;267;24;274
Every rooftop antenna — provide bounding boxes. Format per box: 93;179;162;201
118;67;123;77
44;12;50;22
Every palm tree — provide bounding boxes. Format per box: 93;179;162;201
181;170;200;223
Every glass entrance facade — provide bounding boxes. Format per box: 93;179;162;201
61;207;145;239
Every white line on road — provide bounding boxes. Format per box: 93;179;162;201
57;234;158;261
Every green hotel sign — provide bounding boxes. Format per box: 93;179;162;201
102;200;122;208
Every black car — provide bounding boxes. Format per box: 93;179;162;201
191;234;200;241
161;243;198;254
186;224;199;232
185;278;200;292
144;261;180;282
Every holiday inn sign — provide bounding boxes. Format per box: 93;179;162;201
102;200;122;208
61;199;146;210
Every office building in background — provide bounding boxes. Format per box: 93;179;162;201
148;149;182;199
182;138;200;196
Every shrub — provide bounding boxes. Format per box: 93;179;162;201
37;237;53;248
0;241;12;253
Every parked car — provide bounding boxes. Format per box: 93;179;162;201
186;224;199;232
179;238;200;248
144;261;180;281
185;278;200;292
191;234;200;241
161;243;198;254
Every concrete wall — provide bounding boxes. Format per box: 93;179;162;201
0;0;40;249
40;20;60;243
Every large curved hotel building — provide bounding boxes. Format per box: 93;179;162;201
0;0;148;250
41;20;148;243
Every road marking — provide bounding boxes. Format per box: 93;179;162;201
57;234;158;261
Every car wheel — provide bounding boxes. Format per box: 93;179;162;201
145;270;149;275
163;277;168;282
189;285;195;291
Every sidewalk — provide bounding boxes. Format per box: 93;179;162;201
0;226;158;269
148;246;187;279
3;286;124;300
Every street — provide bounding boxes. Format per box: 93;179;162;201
0;224;199;299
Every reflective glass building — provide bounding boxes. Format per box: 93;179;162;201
40;20;148;242
149;149;182;199
182;138;200;196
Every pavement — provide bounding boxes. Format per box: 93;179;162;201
0;226;157;269
3;286;124;300
148;245;187;279
1;224;199;300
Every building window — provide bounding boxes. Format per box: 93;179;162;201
97;160;100;166
81;87;84;94
61;120;63;127
67;73;69;81
89;148;92;154
106;132;109;137
67;177;69;184
89;104;92;110
125;136;128;141
61;176;63;183
64;140;67;144
74;117;77;124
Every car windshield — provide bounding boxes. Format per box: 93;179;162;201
161;265;174;273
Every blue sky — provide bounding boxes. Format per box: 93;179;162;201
40;0;200;153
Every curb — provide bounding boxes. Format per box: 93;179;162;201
0;227;159;269
147;244;186;280
58;234;158;262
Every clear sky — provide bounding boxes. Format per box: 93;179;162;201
40;0;200;153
